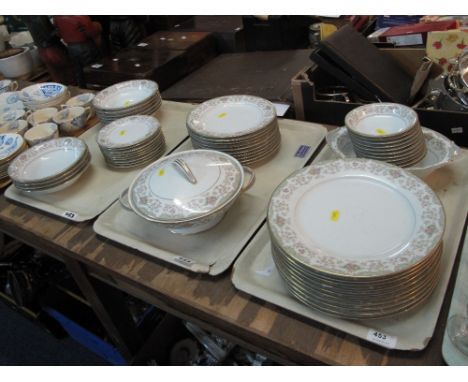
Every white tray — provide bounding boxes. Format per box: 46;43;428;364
442;230;468;365
4;100;193;222
232;145;468;351
93;119;327;275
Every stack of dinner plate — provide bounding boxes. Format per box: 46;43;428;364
345;103;427;168
186;95;281;167
93;80;162;124
0;133;28;182
8;137;91;193
19;82;70;111
267;158;445;320
96;115;165;169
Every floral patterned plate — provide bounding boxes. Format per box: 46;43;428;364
326;127;459;178
187;95;277;138
267;158;445;278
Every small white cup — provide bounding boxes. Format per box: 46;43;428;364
0;119;29;136
24;122;59;146
53;106;91;133
26;107;59;126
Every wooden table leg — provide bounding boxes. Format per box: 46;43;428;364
63;257;143;361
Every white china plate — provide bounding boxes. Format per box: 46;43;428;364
187;95;276;138
97;115;161;148
326;127;458;178
8;137;87;183
93;80;158;110
268;158;445;278
345;103;418;137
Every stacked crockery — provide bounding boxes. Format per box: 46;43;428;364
268;158;445;320
0;133;28;183
186;95;281;167
8;137;91;194
19;82;70;111
93;80;161;124
326;126;459;178
96;115;165;169
345;103;426;168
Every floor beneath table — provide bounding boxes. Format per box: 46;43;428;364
0;301;110;366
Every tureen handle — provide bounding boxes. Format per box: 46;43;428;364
241;166;256;192
118;188;133;211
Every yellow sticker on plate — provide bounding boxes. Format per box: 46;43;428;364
158;169;165;176
330;210;340;222
119;130;126;136
124;100;132;107
376;128;386;136
217;112;227;118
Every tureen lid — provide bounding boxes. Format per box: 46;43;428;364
128;150;244;223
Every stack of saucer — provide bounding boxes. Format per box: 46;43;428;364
93;80;162;124
19;82;70;111
8;137;91;194
345;103;426;168
0;133;28;183
186;95;281;167
96;115;165;169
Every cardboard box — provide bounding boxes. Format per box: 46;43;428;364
292;48;467;147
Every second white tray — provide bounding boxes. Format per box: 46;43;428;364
93;119;327;275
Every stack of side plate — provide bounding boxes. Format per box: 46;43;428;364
93;80;162;124
19;82;70;111
0;133;28;182
8;137;91;194
326;126;459;178
96;115;165;169
186;95;281;167
267;158;445;320
345;103;427;168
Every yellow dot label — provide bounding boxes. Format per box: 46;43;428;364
124;100;132;107
158;169;165;176
330;210;340;222
217;112;227;118
119;130;126;136
376;128;386;136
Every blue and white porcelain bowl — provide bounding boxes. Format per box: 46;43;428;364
53;106;91;133
19;82;70;111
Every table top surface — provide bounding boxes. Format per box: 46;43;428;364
0;81;465;366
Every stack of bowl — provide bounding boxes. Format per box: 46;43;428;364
186;95;281;167
19;82;70;111
96;115;166;169
268;158;445;319
326;126;459;178
0;133;28;183
93;80;162;124
345;103;426;168
8;137;91;194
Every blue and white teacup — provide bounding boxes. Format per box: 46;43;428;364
0;109;26;125
26;107;58;126
0;79;19;94
63;93;95;118
0;119;29;136
53;106;91;133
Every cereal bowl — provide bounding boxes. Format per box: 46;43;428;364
24;122;59;146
